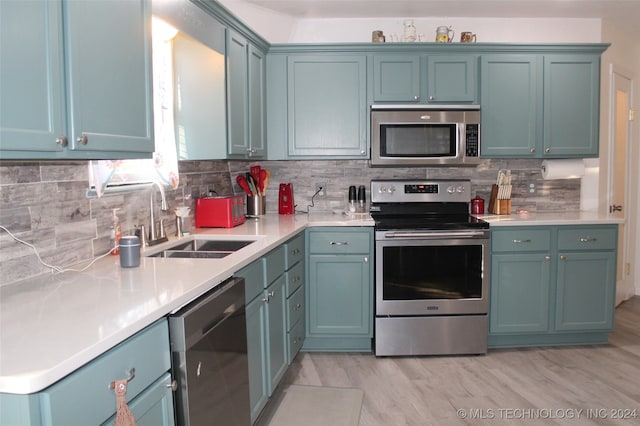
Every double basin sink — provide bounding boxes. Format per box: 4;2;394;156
146;238;255;259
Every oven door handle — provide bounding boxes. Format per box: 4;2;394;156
382;231;488;239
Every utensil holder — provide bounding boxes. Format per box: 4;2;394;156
247;195;265;216
488;185;512;215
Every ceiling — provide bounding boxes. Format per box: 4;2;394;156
240;0;640;24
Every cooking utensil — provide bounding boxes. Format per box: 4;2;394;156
259;169;267;195
263;170;271;195
250;165;261;185
236;175;252;196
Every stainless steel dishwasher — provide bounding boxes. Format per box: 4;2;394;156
169;276;250;426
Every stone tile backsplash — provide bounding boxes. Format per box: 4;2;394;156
0;158;578;285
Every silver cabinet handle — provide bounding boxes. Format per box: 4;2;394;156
579;237;597;243
428;95;435;100
360;150;366;155
545;147;551;153
293;303;302;311
55;136;68;147
544;255;551;261
109;368;135;389
513;239;532;243
166;380;178;391
414;95;420;100
530;148;536;153
262;290;275;303
76;134;88;145
329;241;349;245
364;256;369;263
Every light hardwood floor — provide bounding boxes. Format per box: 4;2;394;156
262;297;640;425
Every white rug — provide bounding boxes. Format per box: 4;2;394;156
267;385;364;426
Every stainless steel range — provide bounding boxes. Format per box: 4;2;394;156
370;179;490;356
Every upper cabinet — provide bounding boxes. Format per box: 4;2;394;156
267;51;368;159
227;30;267;159
0;0;154;160
481;50;603;158
371;53;477;103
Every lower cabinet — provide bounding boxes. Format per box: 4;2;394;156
0;319;174;426
238;232;305;424
303;227;374;352
489;225;617;348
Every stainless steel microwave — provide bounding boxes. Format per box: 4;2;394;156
370;105;481;166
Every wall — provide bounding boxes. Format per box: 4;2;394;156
0;160;231;286
0;158;580;286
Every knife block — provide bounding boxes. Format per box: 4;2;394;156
488;185;512;215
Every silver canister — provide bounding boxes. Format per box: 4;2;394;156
119;236;141;268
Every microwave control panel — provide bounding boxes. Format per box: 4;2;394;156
465;124;480;157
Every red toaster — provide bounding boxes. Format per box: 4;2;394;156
195;195;246;228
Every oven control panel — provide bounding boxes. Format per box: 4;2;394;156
371;180;471;203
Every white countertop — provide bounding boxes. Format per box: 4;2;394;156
1;210;622;394
0;213;373;395
477;210;624;226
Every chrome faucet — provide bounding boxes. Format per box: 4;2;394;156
148;182;168;245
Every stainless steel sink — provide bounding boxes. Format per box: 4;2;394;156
146;239;255;259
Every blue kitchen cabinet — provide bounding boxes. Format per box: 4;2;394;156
0;0;154;160
237;235;305;424
371;54;422;102
0;319;174;426
266;53;368;159
426;54;478;103
481;51;603;158
489;225;618;348
304;227;373;352
227;29;267;159
371;53;477;103
543;55;600;157
480;54;541;157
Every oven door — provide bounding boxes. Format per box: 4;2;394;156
375;230;490;316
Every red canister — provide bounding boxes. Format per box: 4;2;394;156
471;196;485;215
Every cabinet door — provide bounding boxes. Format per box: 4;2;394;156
246;294;268;423
227;30;249;156
266;276;288;395
307;254;371;336
64;0;153;154
555;251;616;331
287;55;368;158
248;44;266;158
490;253;551;333
372;55;421;102
0;0;66;156
480;54;542;157
543;55;600;157
103;373;175;426
427;55;477;103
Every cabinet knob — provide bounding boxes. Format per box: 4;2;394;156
363;256;369;263
360;150;366;155
530;148;536;153
544;255;551;261
76;134;88;145
166;380;178;391
428;95;435;100
414;95;420;100
545;148;551;153
560;255;567;261
55;136;68;147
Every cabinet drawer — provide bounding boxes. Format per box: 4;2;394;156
285;261;304;297
492;228;552;252
237;258;266;303
287;318;305;363
308;230;371;254
284;233;304;269
287;285;305;330
42;319;170;426
557;227;617;251
264;245;286;285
